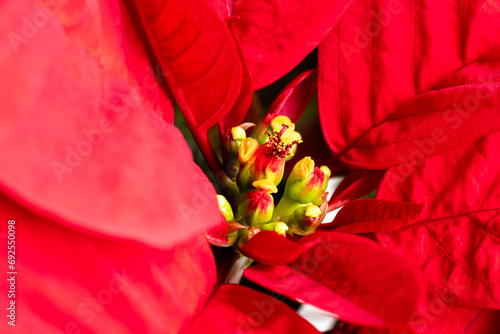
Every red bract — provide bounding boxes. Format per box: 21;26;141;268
132;0;243;134
321;133;500;329
5;0;500;332
1;0;222;248
321;199;424;233
327;169;385;211
268;69;319;123
1;1;327;332
233;0;355;89
333;307;500;334
0;193;216;333
245;232;462;333
373;132;500;309
218;17;253;133
0;0;223;330
449;306;500;334
314;2;500;330
132;0;255;182
239;230;320;265
318;0;500;168
185;284;321;334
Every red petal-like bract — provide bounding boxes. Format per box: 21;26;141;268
185;284;321;334
268;69;319;123
450;306;500;334
204;214;230;247
0;192;216;333
239;230;320;265
133;0;243;133
322;199;424;234
245;232;461;332
218;16;254;133
319;0;500;167
334;306;500;334
374;132;500;308
328;169;385;211
233;0;354;89
341;62;500;168
205;0;232;20
0;0;221;248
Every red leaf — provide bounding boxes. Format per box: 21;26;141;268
185;284;321;334
0;192;216;333
245;232;461;332
239;230;320;265
373;132;500;308
133;0;243;133
375;214;500;310
341;61;500;169
205;214;230;247
268;69;319;123
205;0;232;20
123;0;176;123
319;0;500;166
450;306;500;334
378;132;500;220
328;169;385;211
233;0;354;89
205;217;246;247
218;16;254;133
321;199;424;234
0;0;221;248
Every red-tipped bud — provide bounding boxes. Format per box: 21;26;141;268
293;204;323;234
238;190;274;226
253;114;296;145
222;126;246;160
294;195;328;235
237;140;286;192
284;157;331;204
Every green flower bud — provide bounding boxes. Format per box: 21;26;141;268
220;126;247;177
284;157;329;204
238;190;274;226
221;126;246;161
293;204;322;233
319;166;331;192
260;222;288;236
238;137;259;165
217;195;234;221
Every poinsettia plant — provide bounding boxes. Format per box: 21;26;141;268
2;0;500;333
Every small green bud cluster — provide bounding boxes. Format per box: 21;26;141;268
217;114;330;248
